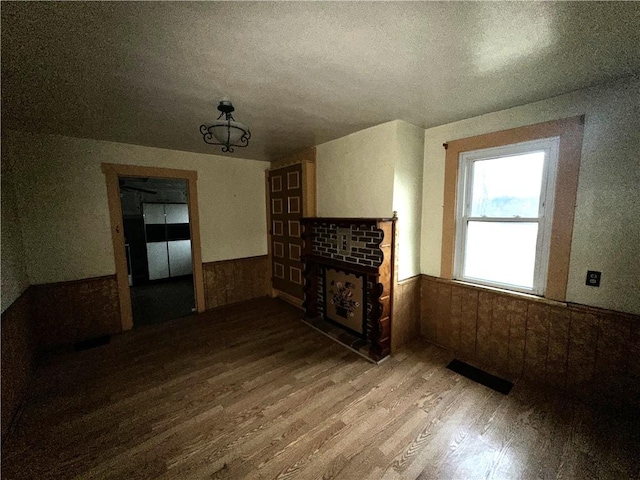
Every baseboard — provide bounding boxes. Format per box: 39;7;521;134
273;289;304;310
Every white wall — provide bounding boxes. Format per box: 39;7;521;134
316;122;396;218
393;121;424;280
421;76;640;315
3;130;270;285
316;120;424;281
1;164;30;312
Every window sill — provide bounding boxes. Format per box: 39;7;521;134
448;278;567;308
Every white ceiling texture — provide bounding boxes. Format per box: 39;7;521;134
2;2;639;161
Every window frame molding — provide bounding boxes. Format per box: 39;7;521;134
454;138;560;295
441;116;585;302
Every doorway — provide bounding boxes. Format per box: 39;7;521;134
120;177;195;326
102;164;205;332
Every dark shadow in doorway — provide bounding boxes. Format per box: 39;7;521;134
131;275;195;326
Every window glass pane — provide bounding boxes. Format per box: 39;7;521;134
463;221;538;289
470;152;545;217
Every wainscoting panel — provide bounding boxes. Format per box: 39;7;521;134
203;256;269;310
392;275;421;352
32;275;122;349
1;289;37;439
420;275;640;408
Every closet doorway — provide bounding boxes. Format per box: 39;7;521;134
102;164;205;332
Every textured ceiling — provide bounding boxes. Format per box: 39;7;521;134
2;2;639;161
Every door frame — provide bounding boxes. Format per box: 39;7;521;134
102;163;205;331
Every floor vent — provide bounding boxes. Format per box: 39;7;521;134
74;335;111;351
447;359;513;394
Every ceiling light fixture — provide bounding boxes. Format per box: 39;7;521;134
200;99;251;153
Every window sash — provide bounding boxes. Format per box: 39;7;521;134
464;217;541;222
454;138;559;295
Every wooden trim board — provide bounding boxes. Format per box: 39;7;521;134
265;170;274;297
301;160;317;217
273;288;304;309
441;116;584;301
101;163;205;331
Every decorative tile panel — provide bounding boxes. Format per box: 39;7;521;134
274;241;284;258
288;196;301;214
289;243;301;261
290;266;302;285
288;220;300;237
271;175;282;192
287;171;300;189
271;198;283;215
274;262;285;279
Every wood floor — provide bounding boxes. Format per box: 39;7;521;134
2;298;639;479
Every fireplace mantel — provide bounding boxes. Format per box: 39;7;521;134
300;217;396;361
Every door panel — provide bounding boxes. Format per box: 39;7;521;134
147;242;170;280
269;164;304;299
168;240;193;276
165;204;189;224
143;203;165;224
143;202;192;280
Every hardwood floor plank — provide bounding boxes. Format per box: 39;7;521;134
2;298;638;480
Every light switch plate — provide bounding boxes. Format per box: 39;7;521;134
337;227;351;255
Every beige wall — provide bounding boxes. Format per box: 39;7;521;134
316;120;424;281
3;130;270;285
316;121;396;219
392;121;424;280
421;76;640;315
1;163;30;312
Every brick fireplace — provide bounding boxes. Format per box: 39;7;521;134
301;217;396;362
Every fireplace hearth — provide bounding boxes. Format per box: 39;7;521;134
301;217;396;362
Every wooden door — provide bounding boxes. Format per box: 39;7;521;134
269;164;304;299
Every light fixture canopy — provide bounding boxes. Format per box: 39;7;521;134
200;100;251;152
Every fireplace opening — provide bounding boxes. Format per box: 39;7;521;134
323;268;366;339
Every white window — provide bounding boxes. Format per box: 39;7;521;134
454;138;559;295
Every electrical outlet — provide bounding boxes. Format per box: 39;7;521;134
586;270;601;287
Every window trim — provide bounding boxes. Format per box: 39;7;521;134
441;116;584;301
453;138;559;295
